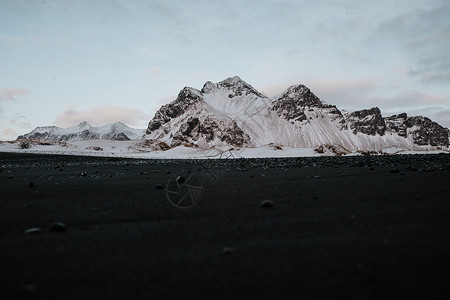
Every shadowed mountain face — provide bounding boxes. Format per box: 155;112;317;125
145;76;449;150
17;122;145;143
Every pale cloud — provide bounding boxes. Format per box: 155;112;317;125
148;66;162;76
433;109;450;128
0;34;44;46
376;3;450;84
139;48;175;61
1;128;19;140
257;77;381;106
0;88;31;102
54;105;149;128
9;113;27;124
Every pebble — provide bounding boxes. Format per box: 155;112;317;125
24;227;42;234
260;200;274;208
81;171;87;177
48;222;67;232
22;284;37;294
176;176;186;184
222;247;234;255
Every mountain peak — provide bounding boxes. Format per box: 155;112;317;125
201;76;266;98
220;75;245;85
77;121;92;129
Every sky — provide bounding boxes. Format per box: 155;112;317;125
1;0;449;140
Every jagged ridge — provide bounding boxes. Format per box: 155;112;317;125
144;76;449;150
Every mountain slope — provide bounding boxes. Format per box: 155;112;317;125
145;76;449;151
18;122;145;143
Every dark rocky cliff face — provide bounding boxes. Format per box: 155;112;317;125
171;116;250;148
405;116;449;146
271;85;346;129
385;113;449;146
146;87;203;133
385;113;408;137
347;107;386;136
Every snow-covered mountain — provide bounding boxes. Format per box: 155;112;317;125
144;76;449;151
18;122;145;143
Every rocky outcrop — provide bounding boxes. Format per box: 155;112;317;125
347;107;386;136
270;84;346;129
385;113;408;137
147;87;203;133
171;116;250;147
405;116;449;146
385;113;449;146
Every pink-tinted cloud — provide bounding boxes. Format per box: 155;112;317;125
0;88;31;102
54;105;150;128
1;128;19;140
9;113;27;124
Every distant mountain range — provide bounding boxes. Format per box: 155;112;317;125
17;121;145;143
17;76;449;152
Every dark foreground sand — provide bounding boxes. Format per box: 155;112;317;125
1;152;449;299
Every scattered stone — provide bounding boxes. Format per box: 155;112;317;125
81;171;87;177
8;175;14;179
368;167;374;171
22;284;37;294
314;175;322;179
260;200;274;208
390;168;400;173
48;222;67;232
140;171;149;175
153;170;159;173
28;181;34;188
176;176;186;184
341;173;347;177
24;227;42;234
156;184;165;190
222;247;234;255
59;168;64;171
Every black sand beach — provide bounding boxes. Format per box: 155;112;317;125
1;152;449;299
